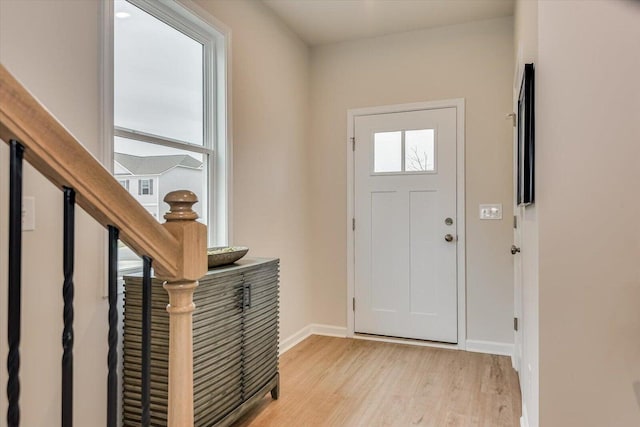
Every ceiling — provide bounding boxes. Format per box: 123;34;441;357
263;0;515;46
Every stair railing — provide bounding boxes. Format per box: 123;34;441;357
0;63;207;427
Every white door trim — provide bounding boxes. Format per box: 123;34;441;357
346;99;466;350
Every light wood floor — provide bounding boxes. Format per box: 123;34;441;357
232;335;521;427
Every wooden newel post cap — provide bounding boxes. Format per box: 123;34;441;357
164;190;199;221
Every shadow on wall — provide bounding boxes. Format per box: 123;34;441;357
634;381;640;409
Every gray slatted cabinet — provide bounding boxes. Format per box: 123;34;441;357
123;258;280;426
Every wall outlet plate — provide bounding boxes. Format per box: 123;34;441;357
479;203;502;220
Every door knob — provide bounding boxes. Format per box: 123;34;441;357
511;245;521;255
444;234;455;242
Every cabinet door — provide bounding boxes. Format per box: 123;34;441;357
241;262;279;399
193;274;245;426
122;278;174;427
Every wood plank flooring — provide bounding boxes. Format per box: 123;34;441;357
232;335;521;427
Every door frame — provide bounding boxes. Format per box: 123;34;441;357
512;113;521;373
512;60;525;372
346;99;466;350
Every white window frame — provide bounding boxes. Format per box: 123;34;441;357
100;0;232;252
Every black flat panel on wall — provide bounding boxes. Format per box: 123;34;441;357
518;63;535;206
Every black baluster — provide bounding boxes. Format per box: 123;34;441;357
7;140;24;427
107;226;119;427
141;256;152;427
62;187;75;427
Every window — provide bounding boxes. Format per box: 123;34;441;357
373;131;402;173
138;179;153;195
373;129;435;173
111;0;229;272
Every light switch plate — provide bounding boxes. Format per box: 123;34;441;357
22;196;35;231
479;203;502;220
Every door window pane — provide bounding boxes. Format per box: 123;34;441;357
374;131;402;173
114;0;204;144
405;129;435;171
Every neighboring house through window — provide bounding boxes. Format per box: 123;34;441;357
111;0;229;272
115;152;203;219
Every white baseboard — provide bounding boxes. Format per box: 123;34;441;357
279;324;347;355
310;324;348;338
465;339;514;357
279;324;313;355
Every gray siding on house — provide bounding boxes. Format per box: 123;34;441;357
157;166;204;219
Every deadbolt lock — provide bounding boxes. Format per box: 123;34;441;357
445;217;453;226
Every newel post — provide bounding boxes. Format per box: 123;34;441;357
157;191;207;427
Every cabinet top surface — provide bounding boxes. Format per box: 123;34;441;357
124;257;279;280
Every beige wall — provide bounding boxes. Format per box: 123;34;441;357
537;1;640;425
0;0;314;423
0;1;108;425
309;17;515;344
5;1;639;425
192;0;314;341
514;0;539;425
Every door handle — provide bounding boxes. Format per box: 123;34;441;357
244;282;252;309
511;245;521;255
444;234;455;242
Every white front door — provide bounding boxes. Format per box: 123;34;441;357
513;147;523;372
513;209;523;371
354;107;458;343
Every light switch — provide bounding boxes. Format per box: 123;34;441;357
22;196;35;231
479;203;502;220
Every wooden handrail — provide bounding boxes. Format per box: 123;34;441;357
0;64;181;278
